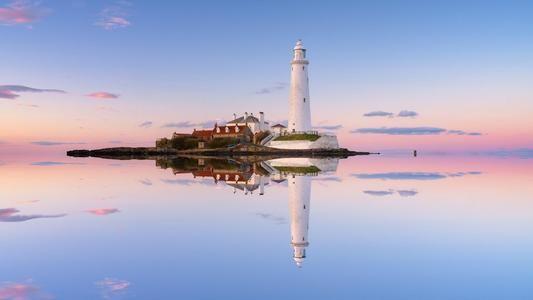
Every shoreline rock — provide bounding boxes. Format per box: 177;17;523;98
66;146;375;159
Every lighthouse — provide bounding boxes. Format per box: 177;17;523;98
288;175;311;267
288;40;312;133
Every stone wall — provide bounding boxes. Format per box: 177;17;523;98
268;135;339;150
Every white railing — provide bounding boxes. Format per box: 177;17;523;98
279;130;319;136
260;133;275;145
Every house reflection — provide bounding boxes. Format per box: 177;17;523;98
156;156;338;267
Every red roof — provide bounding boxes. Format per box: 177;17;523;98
192;129;214;139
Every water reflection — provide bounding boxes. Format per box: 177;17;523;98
3;154;533;298
156;156;339;267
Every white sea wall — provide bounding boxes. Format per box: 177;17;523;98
268;157;339;173
268;135;339;150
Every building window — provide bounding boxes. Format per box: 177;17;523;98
303;205;306;209
302;66;305;70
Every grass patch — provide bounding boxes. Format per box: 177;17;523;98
273;134;320;141
274;165;321;174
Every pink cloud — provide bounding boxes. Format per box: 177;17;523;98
95;3;132;30
0;1;48;26
0;283;37;300
0;281;52;300
87;208;120;216
0;208;66;222
96;278;131;299
0;89;18;99
99;16;130;29
0;85;65;99
86;92;119;99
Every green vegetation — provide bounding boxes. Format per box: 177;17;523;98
156;136;199;150
274;165;321;174
273;133;320;142
207;137;239;149
156;157;198;170
171;137;199;150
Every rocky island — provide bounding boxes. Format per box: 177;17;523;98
68;40;375;160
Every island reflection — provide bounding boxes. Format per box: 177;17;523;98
156;156;339;267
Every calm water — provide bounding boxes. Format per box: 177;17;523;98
1;154;533;299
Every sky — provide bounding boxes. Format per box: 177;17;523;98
1;0;532;154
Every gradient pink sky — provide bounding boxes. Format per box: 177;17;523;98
1;1;532;155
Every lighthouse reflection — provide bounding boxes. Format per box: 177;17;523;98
156;156;339;267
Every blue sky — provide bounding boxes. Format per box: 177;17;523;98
1;0;532;152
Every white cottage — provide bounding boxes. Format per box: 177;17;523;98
226;112;269;134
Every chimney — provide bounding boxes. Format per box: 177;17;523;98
259;112;265;131
245;112;248;126
259;176;265;195
233;113;237;120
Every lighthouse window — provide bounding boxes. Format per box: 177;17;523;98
303;98;306;102
302;66;305;70
303;205;306;209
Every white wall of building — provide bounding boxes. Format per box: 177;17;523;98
268;135;339;150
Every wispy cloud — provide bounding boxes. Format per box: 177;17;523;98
351;127;482;136
86;91;119;99
313;176;342;182
363;189;418;197
363;189;395;196
95;1;132;30
139;179;152;186
313;124;342;130
161;120;223;128
352;127;446;135
96;278;131;299
108;140;122;144
255;82;288;94
31;141;85;146
0;1;49;27
87;208;120;216
17;102;40;108
447;130;483;136
139;121;153;128
397;110;418;118
16;199;39;204
0;85;65;99
397;189;418;197
353;171;481;180
0;208;66;222
256;213;286;225
363;110;419;118
363;111;394;117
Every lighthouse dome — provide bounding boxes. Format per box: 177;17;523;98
294;39;304;50
294;257;305;268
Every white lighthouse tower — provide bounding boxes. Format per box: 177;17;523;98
288;40;312;133
288;175;311;267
